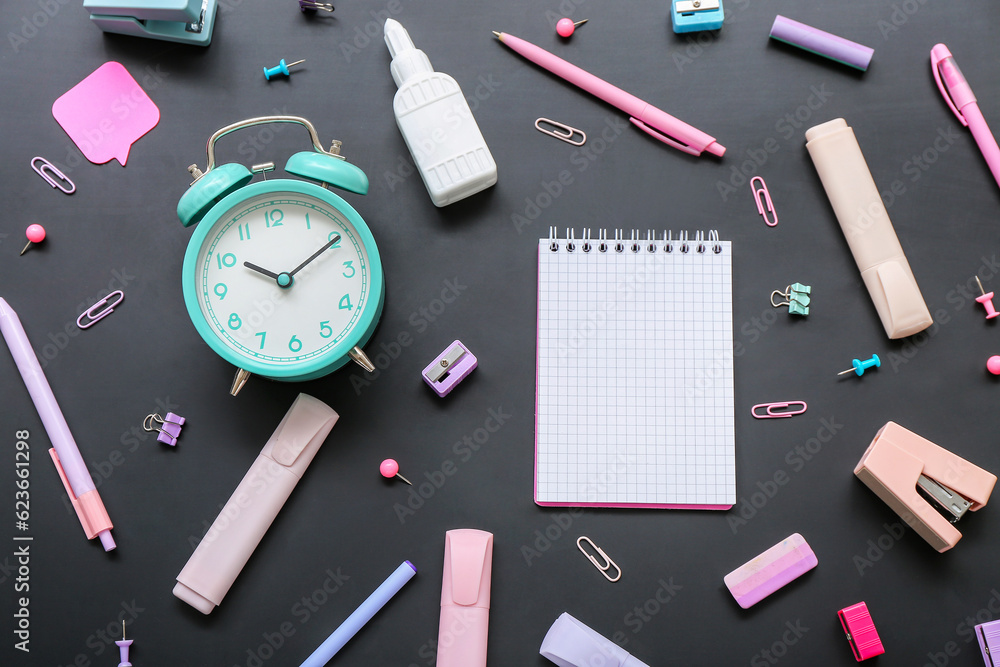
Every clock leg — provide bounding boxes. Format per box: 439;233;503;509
230;368;252;396
348;346;375;372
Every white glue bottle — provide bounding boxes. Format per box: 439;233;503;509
384;18;497;207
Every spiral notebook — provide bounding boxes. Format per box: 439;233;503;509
535;229;735;509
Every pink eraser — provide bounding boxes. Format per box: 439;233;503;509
724;533;818;609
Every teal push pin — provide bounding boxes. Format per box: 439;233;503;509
263;58;305;81
838;354;880;377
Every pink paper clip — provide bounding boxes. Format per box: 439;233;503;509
751;401;807;419
751;176;777;227
77;290;124;329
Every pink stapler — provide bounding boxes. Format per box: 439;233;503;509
854;422;996;552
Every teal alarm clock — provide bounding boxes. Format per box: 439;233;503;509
177;116;384;395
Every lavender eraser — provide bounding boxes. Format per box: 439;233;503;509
724;533;818;609
769;15;874;72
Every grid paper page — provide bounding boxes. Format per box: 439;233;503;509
534;235;735;507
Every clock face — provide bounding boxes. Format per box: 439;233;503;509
182;180;383;380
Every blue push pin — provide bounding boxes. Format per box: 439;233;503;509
838;353;881;377
263;58;305;81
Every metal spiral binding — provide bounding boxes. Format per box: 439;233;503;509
546;229;724;253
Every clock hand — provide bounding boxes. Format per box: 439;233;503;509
243;261;281;280
289;235;341;277
244;261;294;288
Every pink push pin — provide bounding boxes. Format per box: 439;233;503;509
988;356;1000;376
20;224;46;255
975;276;999;320
115;620;133;667
379;458;412;485
556;18;587;37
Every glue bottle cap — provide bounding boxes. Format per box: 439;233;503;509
385;19;433;87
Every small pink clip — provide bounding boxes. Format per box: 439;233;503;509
751;176;777;227
77;290;124;329
751;401;807;419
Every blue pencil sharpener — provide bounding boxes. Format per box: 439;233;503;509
83;0;218;46
671;0;724;33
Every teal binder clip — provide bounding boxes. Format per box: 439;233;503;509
771;283;811;316
83;0;218;46
671;0;724;33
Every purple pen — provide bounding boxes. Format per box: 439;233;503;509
0;298;115;551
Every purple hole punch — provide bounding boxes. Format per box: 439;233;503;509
422;340;477;397
769;15;874;72
143;412;185;446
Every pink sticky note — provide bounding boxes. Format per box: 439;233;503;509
52;62;160;166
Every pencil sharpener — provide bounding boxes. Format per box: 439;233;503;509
422;340;477;397
84;0;218;46
671;0;724;33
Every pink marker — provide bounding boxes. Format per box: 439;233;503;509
437;529;493;667
932;44;1000;192
493;31;725;157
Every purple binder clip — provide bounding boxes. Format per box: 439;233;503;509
977;618;1000;666
143;412;186;446
422;340;477;397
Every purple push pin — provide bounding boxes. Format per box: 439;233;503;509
116;620;132;667
143;412;186;446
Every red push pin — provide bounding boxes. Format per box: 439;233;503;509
556;18;587;37
20;224;46;255
379;458;411;485
975;276;999;319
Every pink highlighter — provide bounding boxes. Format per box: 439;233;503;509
437;529;493;667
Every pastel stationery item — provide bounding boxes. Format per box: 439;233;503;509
83;0;218;46
540;612;651;667
143;412;185;446
52;62;160;166
422;340;477;397
932;44;1000;191
535;229;735;509
854;421;996;553
724;533;817;609
298;561;416;667
805;119;932;339
437;529;493;667
975;277;999;319
0;298;115;551
115;620;133;667
174;394;338;613
976;618;1000;666
838;602;884;661
671;0;724;34
494;32;724;157
769;15;874;71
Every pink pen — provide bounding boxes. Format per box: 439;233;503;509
494;31;725;157
437;529;493;667
931;44;1000;191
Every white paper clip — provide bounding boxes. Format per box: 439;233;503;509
31;157;75;194
751;176;776;227
77;291;124;329
535;118;587;146
576;536;621;582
